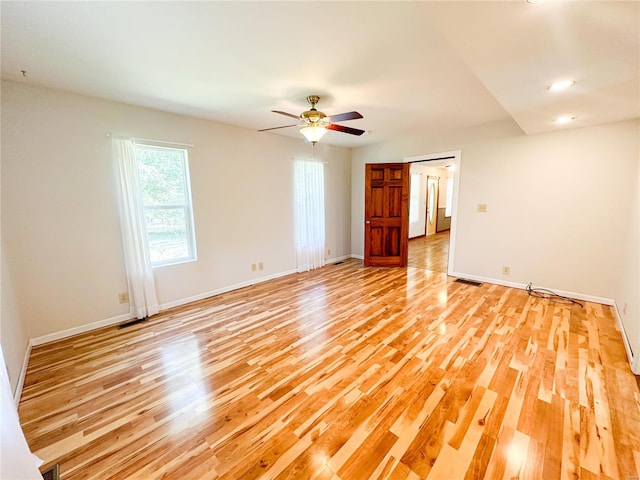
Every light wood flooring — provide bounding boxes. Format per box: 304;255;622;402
19;259;640;479
408;231;450;274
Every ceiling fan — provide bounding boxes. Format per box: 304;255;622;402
258;95;365;143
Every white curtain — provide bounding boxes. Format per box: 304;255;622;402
294;159;325;272
114;139;159;319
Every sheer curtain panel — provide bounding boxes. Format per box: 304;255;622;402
114;139;159;319
294;159;325;272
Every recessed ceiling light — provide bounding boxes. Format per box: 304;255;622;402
548;80;575;91
555;116;575;124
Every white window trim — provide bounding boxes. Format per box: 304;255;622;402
134;144;198;268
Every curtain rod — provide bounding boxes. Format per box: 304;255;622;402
107;133;195;148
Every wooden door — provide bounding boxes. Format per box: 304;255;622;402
364;163;410;267
426;176;439;236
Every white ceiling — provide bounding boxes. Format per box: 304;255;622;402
1;1;638;148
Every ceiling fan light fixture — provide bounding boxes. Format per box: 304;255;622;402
300;125;327;144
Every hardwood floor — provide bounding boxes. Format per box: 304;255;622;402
19;260;640;479
408;231;449;274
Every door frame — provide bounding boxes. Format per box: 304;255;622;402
404;150;462;276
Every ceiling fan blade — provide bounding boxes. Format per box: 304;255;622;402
327;111;363;122
272;110;301;120
327;123;366;136
258;124;299;132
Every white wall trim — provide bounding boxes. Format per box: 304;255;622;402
350;254;364;260
613;302;638;374
159;269;297;311
16;266;321;403
13;339;33;406
450;272;615;306
31;313;131;346
23;262;632;401
325;254;352;264
29;269;301;348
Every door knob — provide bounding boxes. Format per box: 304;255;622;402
365;220;371;224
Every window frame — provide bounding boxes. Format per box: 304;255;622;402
133;143;198;268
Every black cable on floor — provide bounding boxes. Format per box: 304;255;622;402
525;282;584;307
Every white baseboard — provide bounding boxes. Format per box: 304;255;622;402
613;302;638;374
449;272;615;306
30;269;301;347
451;273;639;375
30;313;131;347
23;263;632;400
17;267;299;403
350;254;364;260
159;269;298;311
13;339;33;406
325;255;352;264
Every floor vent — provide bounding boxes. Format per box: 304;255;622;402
334;261;344;265
454;278;483;287
118;317;148;329
42;464;60;480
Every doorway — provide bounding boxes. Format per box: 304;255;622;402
405;151;460;274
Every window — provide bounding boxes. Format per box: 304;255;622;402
133;144;197;266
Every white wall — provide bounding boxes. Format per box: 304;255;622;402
351;118;524;257
0;102;40;476
352;118;639;370
0;89;31;394
452;124;636;298
1;81;352;357
614;145;639;372
1;245;30;396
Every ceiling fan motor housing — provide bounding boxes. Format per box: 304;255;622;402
301;95;328;126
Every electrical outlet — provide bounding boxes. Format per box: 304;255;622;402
251;263;257;271
623;302;628;315
258;262;264;270
477;204;488;213
119;292;129;304
502;266;510;275
327;249;331;256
